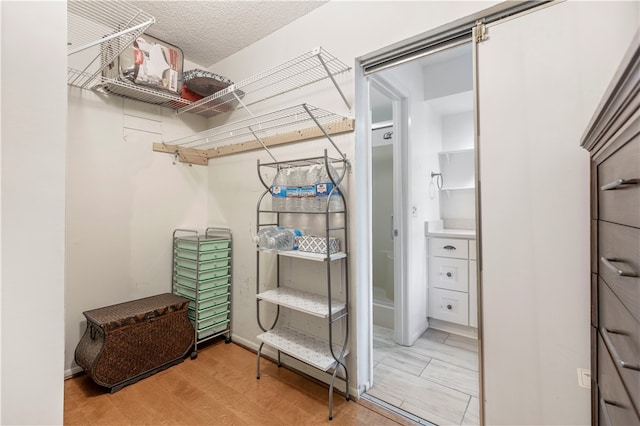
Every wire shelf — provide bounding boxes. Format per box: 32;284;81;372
67;0;155;89
93;76;192;109
165;104;350;150
177;47;352;117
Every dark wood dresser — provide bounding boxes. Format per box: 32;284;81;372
581;30;639;425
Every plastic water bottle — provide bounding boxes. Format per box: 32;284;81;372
285;168;302;212
254;227;279;249
300;165;320;212
271;169;287;212
272;228;302;251
315;163;343;212
328;163;344;212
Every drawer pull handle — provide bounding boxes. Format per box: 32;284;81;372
443;245;456;250
601;178;637;191
599;398;616;426
446;272;452;278
600;327;640;371
600;257;638;277
446;304;453;310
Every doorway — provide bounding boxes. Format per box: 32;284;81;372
363;42;480;425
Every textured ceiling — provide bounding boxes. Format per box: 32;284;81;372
135;1;328;68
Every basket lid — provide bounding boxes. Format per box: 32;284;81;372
83;293;189;331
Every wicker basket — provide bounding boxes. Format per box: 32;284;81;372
75;293;194;392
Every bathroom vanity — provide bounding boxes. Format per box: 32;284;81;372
426;226;477;330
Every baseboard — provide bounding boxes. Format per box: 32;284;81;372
65;366;83;379
428;318;478;339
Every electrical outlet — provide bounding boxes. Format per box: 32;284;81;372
412;205;417;217
577;368;591;389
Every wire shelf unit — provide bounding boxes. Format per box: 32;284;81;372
177;47;352;117
68;0;350;118
67;0;155;89
154;104;353;164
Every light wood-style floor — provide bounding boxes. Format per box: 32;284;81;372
65;339;413;425
368;325;479;425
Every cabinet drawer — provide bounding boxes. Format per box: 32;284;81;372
429;287;469;326
429;257;469;292
599;278;640;413
429;238;468;259
598;135;639;228
598;220;640;322
598;335;640;425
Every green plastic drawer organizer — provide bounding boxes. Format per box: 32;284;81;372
172;228;232;358
175;256;230;271
198;319;230;339
175;274;230;290
176;265;230;281
176;237;230;252
176;248;230;261
187;292;230;310
175;282;230;300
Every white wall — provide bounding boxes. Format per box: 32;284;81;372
1;2;66;424
205;0;500;395
65;90;210;374
478;1;639;424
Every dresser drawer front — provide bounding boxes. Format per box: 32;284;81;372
598;220;640;322
429;257;469;292
429;287;469;326
598;335;640;424
429;238;468;259
599;278;640;412
598;135;640;228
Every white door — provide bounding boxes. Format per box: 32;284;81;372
475;2;639;424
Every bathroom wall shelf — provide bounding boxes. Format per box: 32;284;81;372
438;148;475;190
153;104;354;165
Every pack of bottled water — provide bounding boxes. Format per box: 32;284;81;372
254;226;302;251
270;162;344;213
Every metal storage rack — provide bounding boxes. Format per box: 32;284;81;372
172;228;232;359
67;2;350;117
255;149;350;421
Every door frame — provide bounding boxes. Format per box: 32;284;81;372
369;76;410;347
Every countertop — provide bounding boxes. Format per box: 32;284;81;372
425;228;476;239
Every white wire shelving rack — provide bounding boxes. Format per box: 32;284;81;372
177;47;351;117
67;2;351;117
67;1;155;89
153;104;354;165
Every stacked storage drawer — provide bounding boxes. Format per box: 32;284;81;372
581;35;639;425
173;229;232;356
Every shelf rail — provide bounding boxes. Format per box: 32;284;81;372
154;104;354;165
67;0;155;89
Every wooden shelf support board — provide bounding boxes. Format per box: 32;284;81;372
153;118;354;165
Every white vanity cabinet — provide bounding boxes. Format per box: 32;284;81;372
428;236;477;327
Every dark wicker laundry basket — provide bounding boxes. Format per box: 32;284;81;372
75;293;194;393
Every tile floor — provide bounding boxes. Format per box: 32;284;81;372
368;325;479;425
